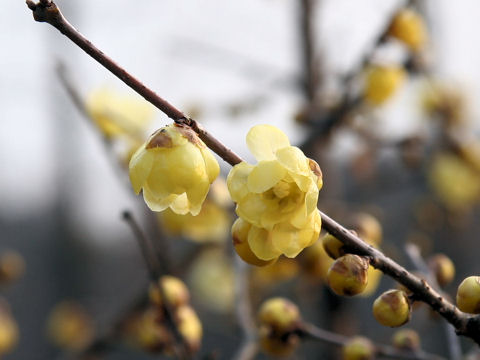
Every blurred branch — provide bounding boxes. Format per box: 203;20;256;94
27;0;480;346
299;322;445;360
405;244;463;360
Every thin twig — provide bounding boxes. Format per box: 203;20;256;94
405;244;463;360
300;323;445;360
122;211;190;360
26;0;480;346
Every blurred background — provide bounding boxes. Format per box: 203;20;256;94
2;0;480;358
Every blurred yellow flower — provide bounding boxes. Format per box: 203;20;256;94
129;124;219;215
389;9;427;51
429;153;480;210
364;66;406;106
228;125;322;262
86;87;154;139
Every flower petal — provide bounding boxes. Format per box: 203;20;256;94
143;187;176;212
247;226;282;261
236;193;268;228
129;146;154;194
227;162;254;202
271;223;313;258
247;160;286;193
275;146;310;175
200;147;220;183
169;193;191;215
246;125;290;161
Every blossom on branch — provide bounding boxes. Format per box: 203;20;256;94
129;124;219;215
228;125;322;263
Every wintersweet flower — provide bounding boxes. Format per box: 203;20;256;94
228;124;323;262
129;124;219;215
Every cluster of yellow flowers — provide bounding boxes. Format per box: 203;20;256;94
228;125;323;265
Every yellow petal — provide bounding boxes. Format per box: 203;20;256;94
271;223;312;258
200;147;220;183
247;160;286;193
169;193;191;215
227;162;254;202
186;181;210;216
236;193;268;228
232;219;275;266
275;146;310;175
143;188;176;212
129;146;154;194
246;125;290;161
247;226;282;261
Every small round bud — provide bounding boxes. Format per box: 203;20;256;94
350;213;382;246
364;66;405;106
456;276;480;314
46;301;94;351
0;251;25;286
133;308;172;353
176;305;203;353
373;290;411;327
258;298;301;333
391;328;420;351
259;327;299;357
149;276;190;309
342;336;374;360
0;305;18;355
388;9;427;51
322;234;346;260
428;253;455;287
327;255;369;296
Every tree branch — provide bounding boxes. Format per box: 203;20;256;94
299;322;445;360
26;0;480;346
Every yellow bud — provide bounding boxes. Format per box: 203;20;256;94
392;328;420;351
133;308;171;353
259;327;299;357
322;233;346;260
46;301;94;351
299;239;333;281
456;276;480;314
231;218;276;267
129;124;219;216
0;305;18;355
350;213;383;246
149;276;190;308
428;253;455;287
327;255;369;296
176;305;202;353
373;290;411;327
389;9;427;51
258;298;301;333
0;251;25;286
342;336;374;360
364;66;405;106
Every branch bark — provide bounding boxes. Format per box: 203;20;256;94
26;0;480;347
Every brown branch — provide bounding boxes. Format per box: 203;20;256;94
26;0;480;346
299;323;445;360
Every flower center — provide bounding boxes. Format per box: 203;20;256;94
272;180;291;199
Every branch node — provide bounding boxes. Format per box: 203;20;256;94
26;0;61;23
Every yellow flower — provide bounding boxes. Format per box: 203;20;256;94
364;66;406;106
389;9;427;51
86;87;154;139
129;124;220;215
228;125;322;261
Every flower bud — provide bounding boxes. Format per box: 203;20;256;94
391;328;420;351
259;327;299;357
0;303;18;355
342;336;374;360
388;9;427;51
46;301;94;351
258;298;301;333
428;253;455;287
364;66;405;106
322;234;346;260
176;305;203;353
373;290;411;327
129;124;220;215
327;255;369;296
456;276;480;314
349;213;382;246
149;276;190;309
0;251;25;286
